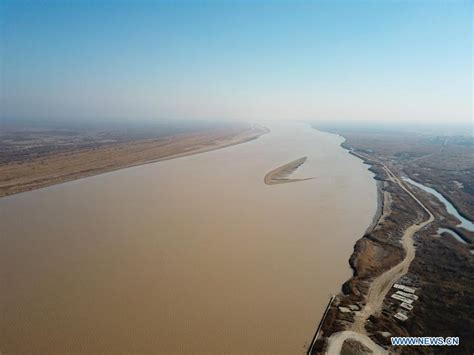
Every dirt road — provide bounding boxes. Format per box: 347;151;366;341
325;163;434;354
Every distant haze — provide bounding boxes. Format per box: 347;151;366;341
0;0;472;124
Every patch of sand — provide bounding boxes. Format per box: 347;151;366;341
263;156;315;185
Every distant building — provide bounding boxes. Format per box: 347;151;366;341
393;283;415;293
391;293;413;304
400;302;413;311
396;290;418;300
394;312;408;321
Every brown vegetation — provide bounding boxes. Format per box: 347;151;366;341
340;132;474;220
310;124;474;354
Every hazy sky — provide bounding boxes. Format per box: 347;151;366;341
0;0;472;124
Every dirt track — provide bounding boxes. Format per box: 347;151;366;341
325;163;434;354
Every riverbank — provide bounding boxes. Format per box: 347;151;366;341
309;125;474;354
0;124;269;198
309;140;423;353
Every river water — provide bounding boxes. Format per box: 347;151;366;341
403;177;474;232
0;121;377;354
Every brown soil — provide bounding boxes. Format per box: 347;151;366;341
0;125;269;198
341;339;373;354
310;129;474;354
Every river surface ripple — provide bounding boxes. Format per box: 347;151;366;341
0;122;377;354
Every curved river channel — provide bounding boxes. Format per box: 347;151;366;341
0;121;377;354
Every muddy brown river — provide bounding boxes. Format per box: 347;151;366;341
0;122;377;354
